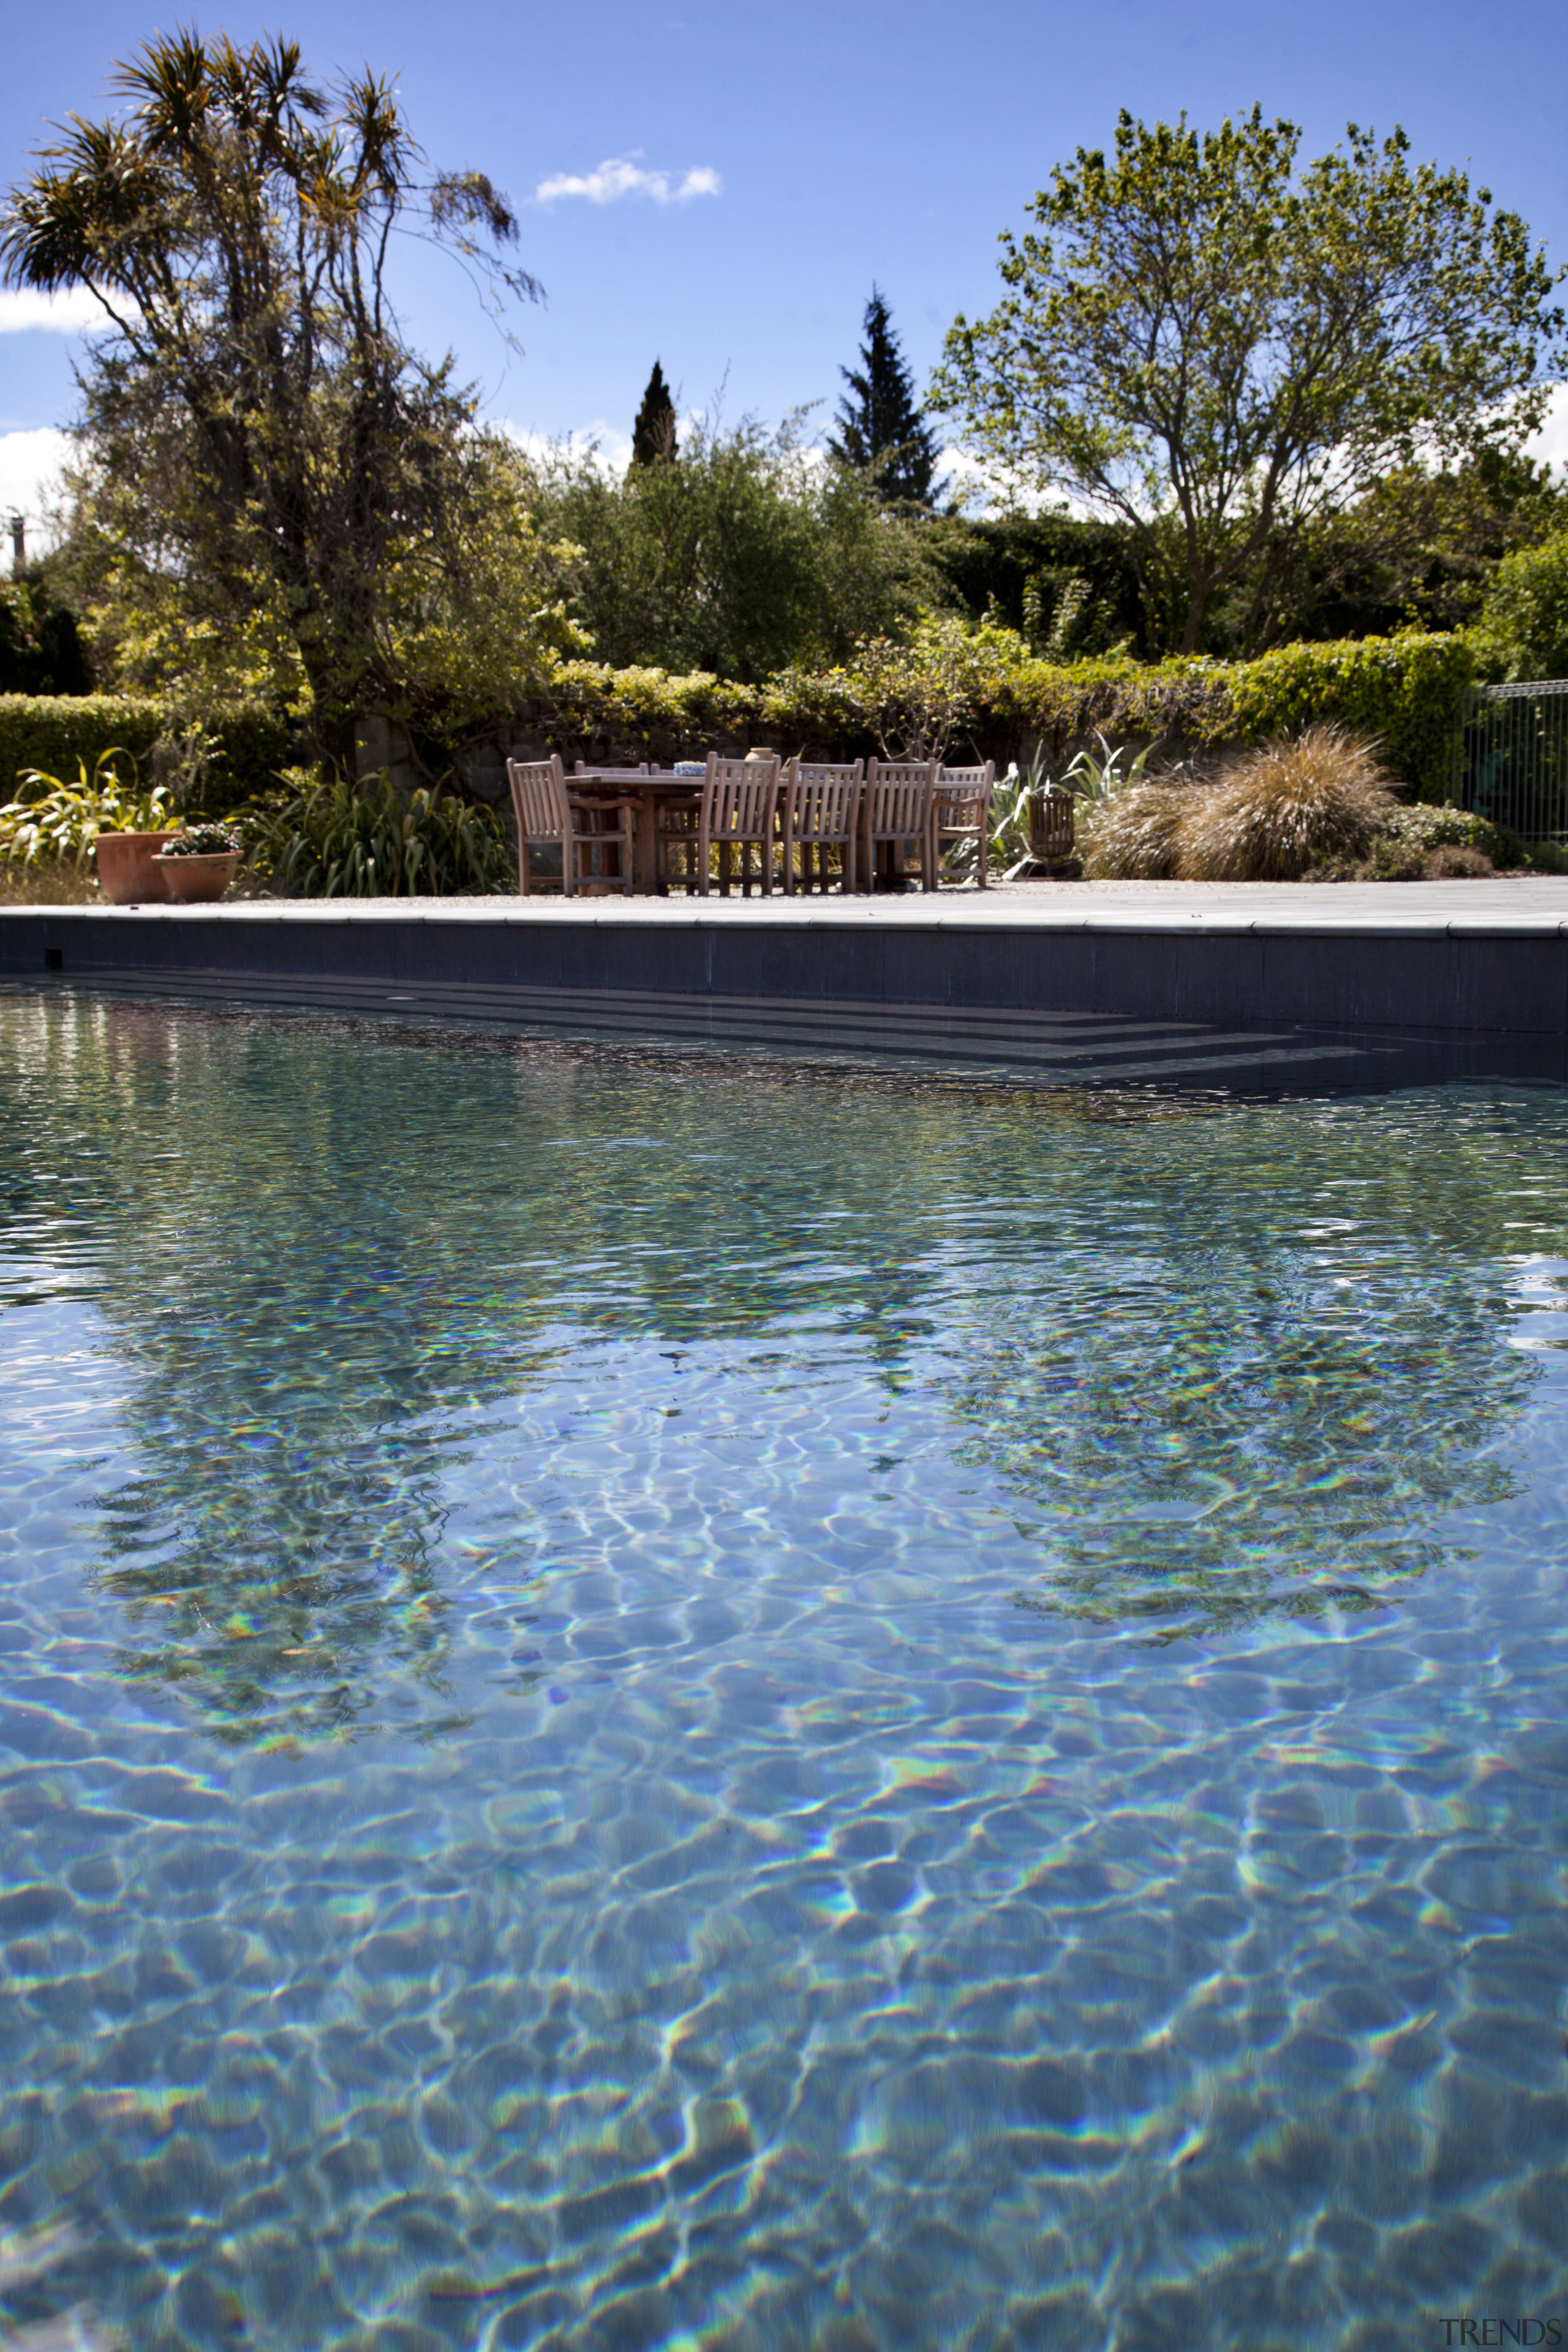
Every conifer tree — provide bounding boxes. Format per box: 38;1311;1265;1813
631;363;678;466
828;288;941;508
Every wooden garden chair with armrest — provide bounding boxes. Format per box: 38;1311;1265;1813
507;755;639;896
575;760;705;893
861;757;939;892
698;753;781;897
931;760;996;888
780;758;864;894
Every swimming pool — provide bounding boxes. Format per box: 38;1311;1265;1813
1;989;1566;2349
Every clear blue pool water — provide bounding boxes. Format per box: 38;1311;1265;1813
2;989;1568;2350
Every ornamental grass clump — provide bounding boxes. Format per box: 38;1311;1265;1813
1078;781;1193;879
1178;726;1394;882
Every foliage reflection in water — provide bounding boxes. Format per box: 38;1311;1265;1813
1;992;1567;2350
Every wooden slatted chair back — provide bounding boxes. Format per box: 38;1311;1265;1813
575;761;650;778
786;760;863;840
1031;785;1076;862
704;755;777;841
508;755;570;843
699;754;781;896
864;758;937;841
863;757;938;892
782;758;863;895
935;761;995;822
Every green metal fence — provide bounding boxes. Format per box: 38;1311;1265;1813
1453;679;1568;843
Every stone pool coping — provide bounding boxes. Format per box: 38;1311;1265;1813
3;876;1568;1041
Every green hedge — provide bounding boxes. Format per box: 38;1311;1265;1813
0;696;298;813
4;628;1477;819
510;628;1475;802
1218;633;1476;802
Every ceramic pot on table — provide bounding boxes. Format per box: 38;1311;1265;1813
150;852;241;904
93;831;178;905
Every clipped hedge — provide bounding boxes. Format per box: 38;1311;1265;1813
0;696;298;812
497;628;1476;802
3;627;1479;821
0;695;165;788
1218;633;1476;803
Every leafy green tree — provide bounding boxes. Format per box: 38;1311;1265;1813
1236;448;1568;648
828;287;943;509
921;509;1147;652
0;573;93;693
930;109;1565;655
2;31;553;752
1471;529;1568;681
631;362;679;467
533;412;943;679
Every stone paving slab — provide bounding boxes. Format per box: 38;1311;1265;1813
6;875;1567;933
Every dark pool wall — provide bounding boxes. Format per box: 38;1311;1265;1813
2;905;1568;1038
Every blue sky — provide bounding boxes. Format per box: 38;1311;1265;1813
2;0;1567;529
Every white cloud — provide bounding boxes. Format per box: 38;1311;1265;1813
0;287;108;336
533;156;720;207
0;429;72;559
502;418;636;472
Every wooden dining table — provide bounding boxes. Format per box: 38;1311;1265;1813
569;767;707;895
570;763;913;895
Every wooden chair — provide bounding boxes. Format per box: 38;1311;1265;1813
931;760;996;887
1030;785;1076;864
573;760;706;893
698;753;781;896
861;757;938;892
655;774;706;894
507;755;638;895
780;758;864;894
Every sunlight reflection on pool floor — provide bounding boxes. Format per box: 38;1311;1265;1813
0;992;1566;2348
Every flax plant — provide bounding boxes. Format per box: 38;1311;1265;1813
0;750;171;872
243;771;514;897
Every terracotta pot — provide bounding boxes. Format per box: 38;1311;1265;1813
94;831;178;905
151;851;241;904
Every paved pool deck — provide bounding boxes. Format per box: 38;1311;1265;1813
3;878;1567;1091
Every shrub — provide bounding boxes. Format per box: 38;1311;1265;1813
0;696;164;799
1079;781;1194;879
531;418;941;679
1177;726;1395;881
241;771;514;897
1373;801;1520;867
3;624;1477;820
1425;844;1494;877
